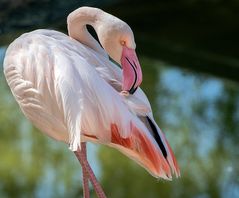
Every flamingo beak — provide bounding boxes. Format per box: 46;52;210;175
120;46;142;95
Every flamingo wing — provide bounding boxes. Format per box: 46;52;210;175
3;30;69;142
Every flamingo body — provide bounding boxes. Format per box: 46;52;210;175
4;6;179;189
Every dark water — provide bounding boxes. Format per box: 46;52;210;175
0;46;238;198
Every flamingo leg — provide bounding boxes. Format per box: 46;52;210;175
80;142;90;198
74;143;107;198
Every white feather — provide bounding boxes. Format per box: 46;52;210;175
4;29;151;150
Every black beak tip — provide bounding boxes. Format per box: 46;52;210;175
129;86;138;95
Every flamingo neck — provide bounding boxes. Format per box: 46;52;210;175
67;7;108;57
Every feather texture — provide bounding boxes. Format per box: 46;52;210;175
4;29;179;178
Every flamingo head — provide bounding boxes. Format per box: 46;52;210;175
67;7;142;94
98;20;142;94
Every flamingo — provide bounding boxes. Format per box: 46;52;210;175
3;6;180;198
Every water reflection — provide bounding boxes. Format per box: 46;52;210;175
0;46;238;197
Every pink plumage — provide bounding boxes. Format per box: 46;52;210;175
4;6;180;198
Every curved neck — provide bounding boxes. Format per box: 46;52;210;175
67;7;108;57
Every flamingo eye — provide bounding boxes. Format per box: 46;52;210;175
120;41;126;46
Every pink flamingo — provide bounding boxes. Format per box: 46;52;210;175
3;6;180;198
